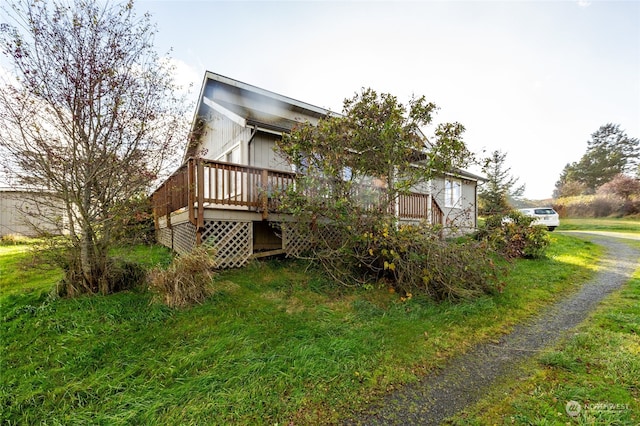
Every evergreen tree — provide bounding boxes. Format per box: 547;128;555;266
555;124;639;195
478;150;524;215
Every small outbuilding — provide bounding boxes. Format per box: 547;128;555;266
0;188;67;237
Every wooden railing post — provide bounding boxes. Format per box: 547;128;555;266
261;168;269;220
165;178;172;229
151;192;160;231
188;158;196;226
196;158;205;245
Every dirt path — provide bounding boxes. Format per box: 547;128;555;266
346;233;639;425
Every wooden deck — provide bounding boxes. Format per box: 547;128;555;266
151;158;444;264
153;158;443;225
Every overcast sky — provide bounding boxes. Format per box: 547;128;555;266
142;1;638;199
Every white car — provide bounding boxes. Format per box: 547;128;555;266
518;207;560;231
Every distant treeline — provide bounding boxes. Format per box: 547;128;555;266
552;194;640;218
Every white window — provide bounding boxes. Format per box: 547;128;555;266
215;145;241;199
445;178;461;208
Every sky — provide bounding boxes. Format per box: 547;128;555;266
10;0;640;200
138;0;640;200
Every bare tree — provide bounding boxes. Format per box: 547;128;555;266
0;0;187;295
597;173;640;201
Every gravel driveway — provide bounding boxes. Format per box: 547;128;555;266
347;232;639;425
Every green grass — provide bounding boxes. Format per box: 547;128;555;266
0;244;63;296
0;244;172;298
558;217;640;233
0;236;603;424
449;269;640;426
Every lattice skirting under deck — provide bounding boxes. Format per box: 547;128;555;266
155;222;197;255
156;227;172;249
282;223;342;258
201;220;252;269
155;220;252;268
173;222;197;255
282;224;313;257
157;219;341;268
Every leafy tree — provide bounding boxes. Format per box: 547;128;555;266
0;0;187;295
277;89;471;207
276;88;474;228
555;124;639;195
553;164;584;198
597;174;640;201
478;150;525;215
273;88;495;298
553;175;586;198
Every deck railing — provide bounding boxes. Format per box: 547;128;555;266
152;158;444;229
152;160;192;223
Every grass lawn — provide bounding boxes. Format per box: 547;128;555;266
448;218;640;425
558;217;640;233
450;267;640;425
0;234;605;424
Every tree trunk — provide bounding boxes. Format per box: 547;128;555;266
80;227;97;293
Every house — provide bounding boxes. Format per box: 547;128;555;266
0;188;67;237
151;72;484;268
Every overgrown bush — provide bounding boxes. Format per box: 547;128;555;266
271;87;481;302
477;211;550;259
377;225;507;301
147;247;216;308
291;220;506;302
56;256;146;297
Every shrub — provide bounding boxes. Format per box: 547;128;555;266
147;247;216;308
56;256;147;297
592;195;619;217
553;194;632;218
0;234;32;245
478;211;550;260
379;226;506;301
286;217;508;302
621;198;640;216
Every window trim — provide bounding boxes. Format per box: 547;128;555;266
215;144;242;199
445;178;461;208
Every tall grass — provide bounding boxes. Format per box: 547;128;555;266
0;245;63;297
148;247;216;308
1;235;602;424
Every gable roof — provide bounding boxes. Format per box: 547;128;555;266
201;72;333;128
184;71;336;160
184;72;485;182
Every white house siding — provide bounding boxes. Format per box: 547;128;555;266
0;190;66;237
410;180;432;195
459;179;478;229
431;177;477;230
249;132;291;172
199;108;249;162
